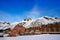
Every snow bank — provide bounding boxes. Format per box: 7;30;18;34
0;34;60;40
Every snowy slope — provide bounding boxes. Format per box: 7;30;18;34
0;34;60;40
23;20;35;28
10;22;20;29
22;16;60;28
0;16;60;29
10;16;60;28
0;22;10;30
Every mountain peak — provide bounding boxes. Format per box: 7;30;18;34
23;18;32;21
0;16;60;29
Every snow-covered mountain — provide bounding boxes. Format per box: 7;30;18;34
0;16;60;37
0;22;10;30
0;16;60;29
18;16;60;28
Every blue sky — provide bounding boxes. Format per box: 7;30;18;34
0;0;60;22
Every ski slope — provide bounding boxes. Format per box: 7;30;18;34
0;34;60;40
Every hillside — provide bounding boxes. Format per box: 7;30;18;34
9;16;60;36
0;16;60;37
